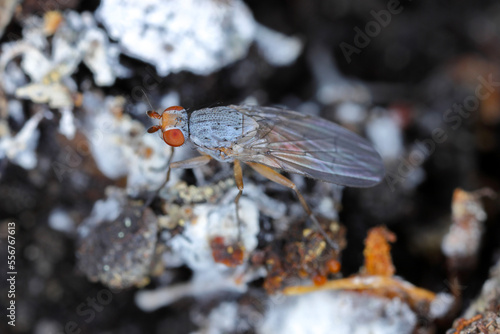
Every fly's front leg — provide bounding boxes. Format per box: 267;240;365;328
145;146;174;207
245;162;339;251
171;154;213;187
145;153;212;207
233;160;244;240
170;155;212;169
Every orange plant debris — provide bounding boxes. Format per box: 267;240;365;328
451;314;483;334
283;226;440;311
312;274;327;286
43;11;64;36
362;226;396;277
326;259;341;274
283;275;436;307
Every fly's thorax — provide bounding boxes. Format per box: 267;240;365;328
189;107;259;150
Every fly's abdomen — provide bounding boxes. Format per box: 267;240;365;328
189;107;257;148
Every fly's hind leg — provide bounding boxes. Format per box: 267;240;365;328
245;162;339;251
233;160;244;240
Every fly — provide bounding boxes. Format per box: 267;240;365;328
147;105;385;249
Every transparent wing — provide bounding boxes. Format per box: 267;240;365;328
231;105;385;187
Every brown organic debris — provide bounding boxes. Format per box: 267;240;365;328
261;219;346;293
450;257;500;333
284;225;448;318
77;199;158;289
210;236;245;267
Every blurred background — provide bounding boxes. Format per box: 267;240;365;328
0;0;499;333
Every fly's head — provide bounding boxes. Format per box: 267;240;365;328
147;106;188;147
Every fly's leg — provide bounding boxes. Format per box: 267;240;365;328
144;153;212;207
154;154;212;185
245;162;339;251
233;160;244;241
170;155;212;169
144;146;175;207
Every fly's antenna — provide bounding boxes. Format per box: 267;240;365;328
141;88;155;112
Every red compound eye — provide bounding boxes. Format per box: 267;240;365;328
164;106;184;112
163;129;185;147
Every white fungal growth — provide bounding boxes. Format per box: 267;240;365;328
0;111;43;169
96;0;303;76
